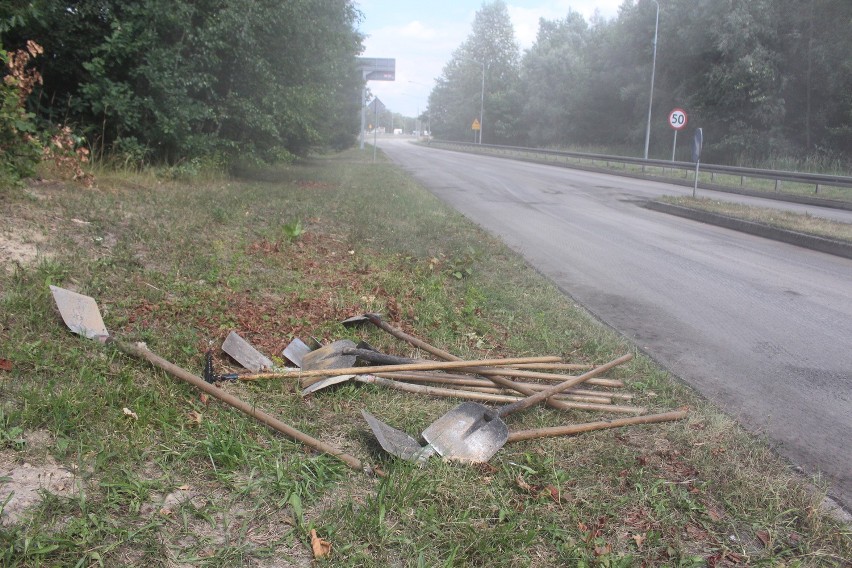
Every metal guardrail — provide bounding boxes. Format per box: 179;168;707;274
430;140;852;195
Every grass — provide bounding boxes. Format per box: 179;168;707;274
658;196;852;244
0;149;850;566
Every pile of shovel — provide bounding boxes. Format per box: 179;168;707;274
51;287;686;473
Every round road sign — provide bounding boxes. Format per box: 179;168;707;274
669;108;688;130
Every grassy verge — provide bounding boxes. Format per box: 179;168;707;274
1;150;850;566
659;196;852;244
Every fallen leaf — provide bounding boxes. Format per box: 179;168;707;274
686;524;710;540
199;393;209;405
516;475;534;492
160;507;173;516
756;530;770;547
544;484;561;504
706;505;725;521
0;358;12;372
594;543;612;556
632;533;646;550
310;529;332;559
177;484;191;491
187;410;203;425
123;407;139;420
724;551;744;564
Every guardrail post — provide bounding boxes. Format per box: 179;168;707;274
775;179;780;192
815;184;820;194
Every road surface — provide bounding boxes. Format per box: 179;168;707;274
378;138;852;510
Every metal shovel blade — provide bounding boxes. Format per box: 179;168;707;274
300;339;358;371
361;410;436;464
50;285;109;340
282;338;311;368
301;374;356;396
222;331;274;372
421;402;509;463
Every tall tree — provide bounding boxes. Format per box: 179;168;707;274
520;12;590;148
428;1;522;144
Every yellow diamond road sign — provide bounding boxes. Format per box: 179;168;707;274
471;118;481;131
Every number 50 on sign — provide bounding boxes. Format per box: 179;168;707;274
669;108;688;130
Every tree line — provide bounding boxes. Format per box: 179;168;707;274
427;0;852;168
1;0;364;171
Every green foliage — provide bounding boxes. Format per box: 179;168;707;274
428;1;523;145
0;47;42;185
1;0;364;167
281;219;305;242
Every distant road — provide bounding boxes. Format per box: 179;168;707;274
378;138;852;510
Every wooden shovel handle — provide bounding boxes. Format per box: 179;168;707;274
507;411;688;442
497;353;633;418
292;356;561;386
364;314;623;411
114;340;365;472
361;376;644;413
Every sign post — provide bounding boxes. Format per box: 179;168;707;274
668;108;688;162
356;58;396;150
471;118;481;143
692;127;703;197
368;98;386;162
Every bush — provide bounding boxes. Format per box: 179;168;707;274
0;42;42;185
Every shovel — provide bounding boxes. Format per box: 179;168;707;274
49;286;367;473
364;353;632;463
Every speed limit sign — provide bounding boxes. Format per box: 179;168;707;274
669;108;688;130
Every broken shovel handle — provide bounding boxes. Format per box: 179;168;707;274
113;340;365;473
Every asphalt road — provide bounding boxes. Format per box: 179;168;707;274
377;138;852;510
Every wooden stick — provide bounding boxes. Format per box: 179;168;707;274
118;341;366;472
375;372;634;400
505;363;595;371
360;376;643;413
365;314;628;409
507;411;688;442
447;366;625;387
373;373;612;404
227;355;561;385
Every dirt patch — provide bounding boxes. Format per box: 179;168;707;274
0;226;50;272
0;452;79;526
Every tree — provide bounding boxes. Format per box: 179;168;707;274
0;0;364;165
428;1;522;144
520;12;590;148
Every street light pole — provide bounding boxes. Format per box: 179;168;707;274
643;0;659;160
478;61;485;145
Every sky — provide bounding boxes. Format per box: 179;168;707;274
357;0;625;118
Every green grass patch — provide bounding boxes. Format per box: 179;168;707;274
659;196;852;244
0;149;850;566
